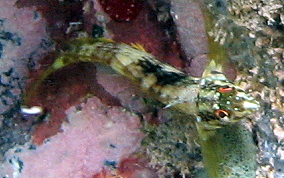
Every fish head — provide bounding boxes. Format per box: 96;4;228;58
196;73;259;128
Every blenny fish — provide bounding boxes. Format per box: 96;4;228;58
23;38;259;130
22;37;260;177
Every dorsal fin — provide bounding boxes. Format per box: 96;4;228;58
202;60;227;80
130;43;147;52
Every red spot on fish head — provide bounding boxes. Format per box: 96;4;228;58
218;87;234;93
98;0;144;21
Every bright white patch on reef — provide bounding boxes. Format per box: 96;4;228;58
21;106;43;114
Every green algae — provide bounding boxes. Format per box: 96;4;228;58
197;123;257;178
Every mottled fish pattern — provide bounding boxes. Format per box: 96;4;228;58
24;38;260;130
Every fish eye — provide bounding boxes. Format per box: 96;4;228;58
218;87;234;93
215;109;229;118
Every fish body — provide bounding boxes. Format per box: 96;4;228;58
33;38;259;130
21;38;260;178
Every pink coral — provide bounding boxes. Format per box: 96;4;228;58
1;97;144;178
